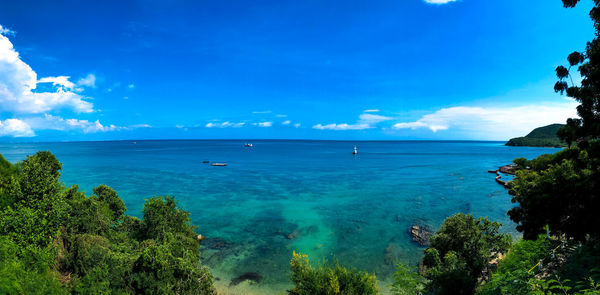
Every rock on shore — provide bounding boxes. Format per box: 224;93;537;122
410;225;432;246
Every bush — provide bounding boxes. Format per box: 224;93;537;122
288;251;380;295
390;262;427;295
0;151;216;294
0;236;65;295
478;235;554;295
423;213;511;295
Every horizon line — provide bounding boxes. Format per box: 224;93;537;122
0;138;512;144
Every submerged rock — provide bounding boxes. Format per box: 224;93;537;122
410;225;432;246
202;237;231;250
229;272;262;286
287;229;300;240
384;243;402;265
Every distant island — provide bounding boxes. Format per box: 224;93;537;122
505;124;566;147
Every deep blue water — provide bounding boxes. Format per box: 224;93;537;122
0;140;556;293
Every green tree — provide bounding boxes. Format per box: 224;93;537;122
0;236;65;295
141;196;196;241
130;237;215;295
93;184;126;221
422;213;511;295
390;262;427;295
508;0;600;243
478;235;554;295
0;151;216;294
508;147;600;241
0;151;67;250
288;251;380;295
554;0;600;144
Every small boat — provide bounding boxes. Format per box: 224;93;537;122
244;143;253;147
202;160;210;164
352;146;358;155
212;163;227;166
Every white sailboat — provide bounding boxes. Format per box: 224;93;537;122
353;145;358;155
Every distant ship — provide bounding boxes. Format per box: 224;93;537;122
353;146;358;155
244;143;253;147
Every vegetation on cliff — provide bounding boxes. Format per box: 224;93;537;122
505;124;566;147
0;151;215;294
288;251;380;295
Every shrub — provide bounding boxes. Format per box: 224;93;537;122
288;251;379;295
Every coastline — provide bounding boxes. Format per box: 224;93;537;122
0;140;552;293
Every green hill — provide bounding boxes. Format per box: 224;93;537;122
505;124;566;147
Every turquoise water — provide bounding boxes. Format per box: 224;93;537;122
0;140;555;293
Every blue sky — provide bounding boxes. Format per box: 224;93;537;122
0;0;594;141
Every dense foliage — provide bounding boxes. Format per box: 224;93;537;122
508;0;600;243
421;213;511;295
478;235;555;295
506;124;566;147
288;251;379;295
390;262;427;295
508;144;600;241
0;151;216;294
554;0;600;145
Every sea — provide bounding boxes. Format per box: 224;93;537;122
0;140;556;294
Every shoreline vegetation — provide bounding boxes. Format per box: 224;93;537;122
506;124;567;148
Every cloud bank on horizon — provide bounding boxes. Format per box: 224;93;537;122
390;103;577;140
308;102;576;140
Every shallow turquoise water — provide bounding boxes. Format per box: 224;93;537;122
0;140;555;293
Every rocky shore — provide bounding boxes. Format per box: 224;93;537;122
488;164;517;188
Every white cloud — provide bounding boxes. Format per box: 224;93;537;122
0;118;34;137
107;82;121;92
363;109;380;113
72;120;123;133
130;124;151;129
38;76;76;90
313;123;371;130
128;84;135;89
391;103;578;140
359;113;393;124
424;0;456;4
22;114;148;134
276;114;288;118
294;123;301;128
77;74;96;88
282;120;291;125
25;114;123;133
252;110;272;114
0;32;93;114
0;25;16;37
313;112;393;131
253;121;273;127
205;121;246;128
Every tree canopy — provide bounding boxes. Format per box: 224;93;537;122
554;0;600;145
422;213;511;295
508;0;600;243
0;151;216;294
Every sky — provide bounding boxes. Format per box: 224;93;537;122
0;0;594;141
